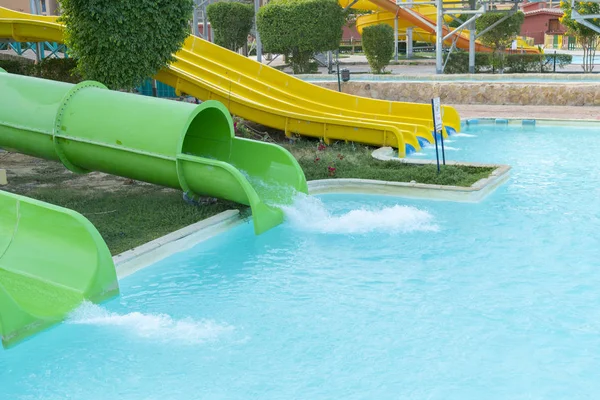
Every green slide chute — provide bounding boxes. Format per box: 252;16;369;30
0;70;308;234
0;190;119;348
0;70;308;347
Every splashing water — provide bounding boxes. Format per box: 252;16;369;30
281;194;438;234
454;133;477;137
68;302;233;344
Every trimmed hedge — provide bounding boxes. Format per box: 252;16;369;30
257;0;344;74
362;24;394;74
0;58;81;83
207;2;254;52
339;45;363;53
444;51;572;74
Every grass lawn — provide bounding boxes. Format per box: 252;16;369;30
30;188;243;255
284;138;493;187
3;132;493;255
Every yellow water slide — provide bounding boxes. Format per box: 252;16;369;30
341;0;540;54
0;6;462;157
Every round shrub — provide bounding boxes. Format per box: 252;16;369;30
59;0;193;90
362;24;394;74
257;0;344;74
207;2;255;52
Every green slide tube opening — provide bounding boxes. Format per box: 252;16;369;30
0;190;119;348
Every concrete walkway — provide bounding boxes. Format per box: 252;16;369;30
452;105;600;120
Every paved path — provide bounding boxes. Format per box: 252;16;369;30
452;105;600;120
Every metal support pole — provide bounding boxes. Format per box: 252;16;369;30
435;0;443;74
394;12;399;62
254;0;262;62
407;27;413;59
406;27;413;58
336;50;341;92
202;2;208;40
29;0;42;63
152;80;158;97
192;1;199;36
469;21;476;73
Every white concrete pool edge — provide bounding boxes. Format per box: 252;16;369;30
113;209;245;279
463;117;600;126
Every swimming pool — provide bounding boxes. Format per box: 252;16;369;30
3;122;600;399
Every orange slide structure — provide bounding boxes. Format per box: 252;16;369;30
340;0;540;54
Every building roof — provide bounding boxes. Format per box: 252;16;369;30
524;8;564;16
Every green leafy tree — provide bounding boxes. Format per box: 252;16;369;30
257;0;344;74
449;13;472;29
560;0;600;72
476;12;525;51
362;24;394;74
476;12;524;70
59;0;193;89
207;2;254;52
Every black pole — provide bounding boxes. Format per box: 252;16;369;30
553;50;557;73
151;79;157;97
431;100;440;174
336;50;341;92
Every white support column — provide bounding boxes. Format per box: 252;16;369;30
406;27;413;59
30;0;42;62
192;1;199;36
435;0;443;74
254;0;262;62
47;0;58;15
469;21;476;73
394;13;399;62
202;2;208;40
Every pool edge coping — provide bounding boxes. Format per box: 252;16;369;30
113;209;245;279
309;147;510;202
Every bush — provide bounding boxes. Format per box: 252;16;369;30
207;2;254;52
339;44;363;53
0;57;82;82
505;53;544;73
362;24;394;74
444;51;572;74
59;0;193;90
0;59;32;75
443;52;490;74
34;58;82;83
257;0;344;74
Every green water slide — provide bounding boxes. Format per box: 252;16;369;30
0;190;119;348
0;70;308;234
0;70;307;347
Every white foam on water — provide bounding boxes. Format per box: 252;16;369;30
68;302;233;344
281;194;438;234
441;146;460;151
454;133;477;137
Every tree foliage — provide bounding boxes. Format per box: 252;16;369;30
59;0;193;89
560;0;600;72
362;24;394;74
207;2;254;52
257;0;344;74
476;12;525;51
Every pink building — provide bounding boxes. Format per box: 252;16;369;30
520;1;566;45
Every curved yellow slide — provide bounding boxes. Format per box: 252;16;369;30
341;0;540;54
0;6;462;157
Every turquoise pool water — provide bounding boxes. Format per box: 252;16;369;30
3;123;600;399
